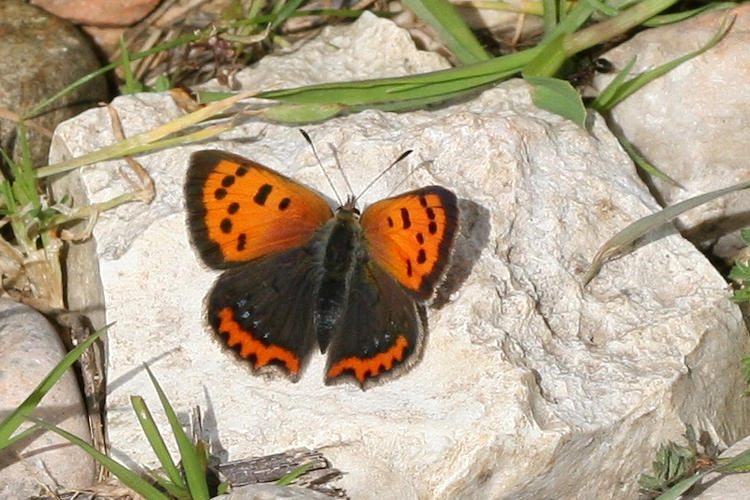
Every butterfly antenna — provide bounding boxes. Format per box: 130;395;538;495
383;158;432;198
299;129;343;206
355;149;413;202
327;144;356;201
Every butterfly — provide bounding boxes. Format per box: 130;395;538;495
184;140;458;387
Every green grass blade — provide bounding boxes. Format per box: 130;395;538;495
260;0;673;111
523;34;568;77
526;76;586;126
584;178;750;285
580;0;619;17
402;0;490;64
258;47;539;105
715;447;750;473
617;134;683;187
643;2;736;27
27;417;170;500
0;326;106;448
269;0;306;30
131;395;187;490
260;102;347;123
1;424;43;450
144;366;210;500
562;0;680;55
9;121;40;211
543;0;597;42
592;56;637;111
593;13;733;110
654;472;703;500
541;0;559;33
276;463;313;486
119;36;143;94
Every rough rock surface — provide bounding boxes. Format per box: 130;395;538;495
593;5;750;260
0;299;96;496
48;13;750;499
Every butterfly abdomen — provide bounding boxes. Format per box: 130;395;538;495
314;209;367;352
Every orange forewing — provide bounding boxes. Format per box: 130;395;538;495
186;150;333;268
360;186;458;300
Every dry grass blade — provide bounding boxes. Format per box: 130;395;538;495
584;178;750;285
35;90;256;178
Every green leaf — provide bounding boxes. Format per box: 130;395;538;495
740;228;750;246
402;0;490;64
145;366;210;500
527;76;587;126
152;74;172;92
0;327;106;448
729;262;750;282
732;288;750;303
27;417;170;500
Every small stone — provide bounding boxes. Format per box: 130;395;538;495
0;299;96;496
31;0;160;27
0;0;108;167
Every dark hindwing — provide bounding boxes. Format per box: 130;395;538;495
325;261;423;387
207;247;321;379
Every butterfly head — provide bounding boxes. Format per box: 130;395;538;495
335;195;361;222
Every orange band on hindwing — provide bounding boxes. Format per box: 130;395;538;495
327;335;409;383
217;307;300;374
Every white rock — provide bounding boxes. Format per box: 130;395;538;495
49;12;749;499
0;299;96;496
593;5;750;259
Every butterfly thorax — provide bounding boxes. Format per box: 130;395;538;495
314;203;368;352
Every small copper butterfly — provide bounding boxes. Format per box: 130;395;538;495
184;138;458;387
